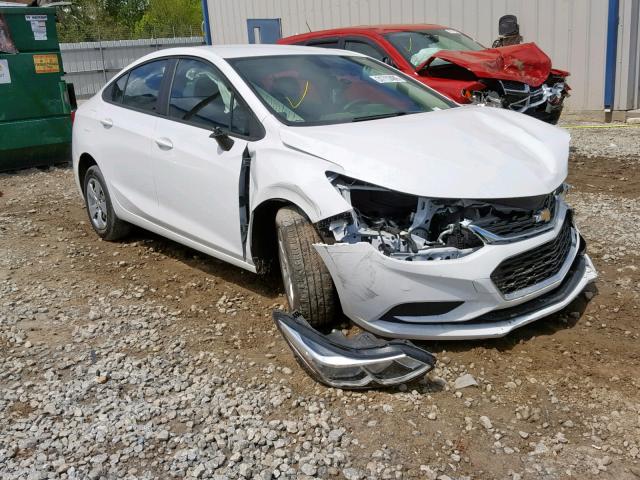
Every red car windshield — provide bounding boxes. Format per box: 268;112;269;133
229;54;453;126
385;29;483;69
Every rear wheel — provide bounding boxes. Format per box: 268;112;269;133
275;206;337;328
83;165;131;241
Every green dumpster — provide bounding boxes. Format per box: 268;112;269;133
0;5;74;172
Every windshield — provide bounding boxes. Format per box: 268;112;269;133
385;29;484;69
228;54;453;126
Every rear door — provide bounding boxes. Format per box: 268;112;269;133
97;59;168;221
152;57;262;261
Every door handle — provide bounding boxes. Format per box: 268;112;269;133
99;118;113;128
155;137;174;150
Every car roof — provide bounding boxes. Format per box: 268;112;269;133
282;24;448;39
147;44;362;60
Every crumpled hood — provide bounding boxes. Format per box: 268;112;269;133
279;106;569;199
419;43;552;87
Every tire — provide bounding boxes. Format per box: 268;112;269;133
275;206;337;328
83;165;131;241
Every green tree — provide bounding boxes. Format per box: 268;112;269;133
56;0;104;42
56;0;201;42
102;0;148;30
135;0;201;37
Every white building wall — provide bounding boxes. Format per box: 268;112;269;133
207;0;639;112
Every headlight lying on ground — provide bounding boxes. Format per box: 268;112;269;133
273;310;436;389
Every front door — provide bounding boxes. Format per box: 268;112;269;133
152;57;256;261
247;18;282;44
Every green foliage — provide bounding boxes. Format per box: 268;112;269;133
56;0;202;42
102;0;148;29
135;0;201;37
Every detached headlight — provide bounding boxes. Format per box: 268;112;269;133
273;310;436;389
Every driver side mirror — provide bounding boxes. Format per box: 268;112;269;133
210;126;234;151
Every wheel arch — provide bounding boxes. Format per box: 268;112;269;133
249;197;318;275
77;153;98;193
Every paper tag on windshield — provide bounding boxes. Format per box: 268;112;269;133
370;74;406;84
445;29;459;34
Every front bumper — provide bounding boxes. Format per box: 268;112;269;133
314;208;597;340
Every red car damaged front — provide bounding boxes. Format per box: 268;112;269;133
418;42;569;123
279;25;570;124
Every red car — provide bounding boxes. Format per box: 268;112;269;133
278;24;569;123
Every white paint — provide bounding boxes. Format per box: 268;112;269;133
280;106;569;199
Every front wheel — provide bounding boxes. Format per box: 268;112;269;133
83;165;131;241
275;206;337;329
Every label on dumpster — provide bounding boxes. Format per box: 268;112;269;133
33;54;59;74
25;14;47;41
0;59;10;84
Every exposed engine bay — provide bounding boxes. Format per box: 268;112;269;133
319;174;562;261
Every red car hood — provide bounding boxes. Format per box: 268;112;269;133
418;42;553;87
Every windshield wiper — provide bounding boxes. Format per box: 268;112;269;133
351;111;414;122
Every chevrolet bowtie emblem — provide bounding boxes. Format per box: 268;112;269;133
535;208;552;223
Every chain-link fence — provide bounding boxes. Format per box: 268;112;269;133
59;24;204;43
60;26;205;98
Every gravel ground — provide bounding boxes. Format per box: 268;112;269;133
1;125;639;480
562;122;640;158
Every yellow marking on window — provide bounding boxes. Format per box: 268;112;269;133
286;80;309;109
404;36;412;53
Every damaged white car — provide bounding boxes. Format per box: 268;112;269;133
73;45;597;342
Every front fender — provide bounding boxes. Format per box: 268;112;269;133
249;145;352;223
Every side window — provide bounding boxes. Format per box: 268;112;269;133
112;74;128;103
306;40;341;49
122;60;167;112
344;40;386;61
169;58;252;136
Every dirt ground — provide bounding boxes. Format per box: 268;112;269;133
1;138;639;479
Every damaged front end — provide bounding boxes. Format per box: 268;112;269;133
462;72;569;123
273;310;436;389
421;43;569;123
319;173;565;262
308;173;596;340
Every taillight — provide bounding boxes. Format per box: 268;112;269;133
70;111;76;124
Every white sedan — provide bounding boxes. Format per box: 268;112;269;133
72;44;596;340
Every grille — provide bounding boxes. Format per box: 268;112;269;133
499;80;545;110
477;195;556;238
491;215;574;296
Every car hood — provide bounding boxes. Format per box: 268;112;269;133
417;43;552;87
279;106;569;199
